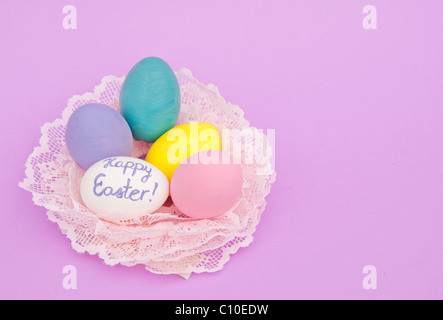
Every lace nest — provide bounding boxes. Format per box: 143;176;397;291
19;68;276;278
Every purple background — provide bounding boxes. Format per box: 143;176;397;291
1;0;443;299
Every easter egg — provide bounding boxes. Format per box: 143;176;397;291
119;57;181;143
66;103;133;170
80;156;169;218
145;122;221;182
170;150;243;219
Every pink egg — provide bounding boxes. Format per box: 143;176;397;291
170;150;243;219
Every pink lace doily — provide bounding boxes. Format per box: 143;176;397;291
19;68;276;278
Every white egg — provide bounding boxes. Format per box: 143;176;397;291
80;156;169;218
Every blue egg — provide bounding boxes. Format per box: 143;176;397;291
65;103;133;170
119;57;180;143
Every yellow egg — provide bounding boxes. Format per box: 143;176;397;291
146;122;221;182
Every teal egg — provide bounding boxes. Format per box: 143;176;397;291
119;57;180;142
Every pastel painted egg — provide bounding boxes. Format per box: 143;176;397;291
170;150;243;219
146;122;221;182
66;103;133;170
120;57;181;143
80;156;169;218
